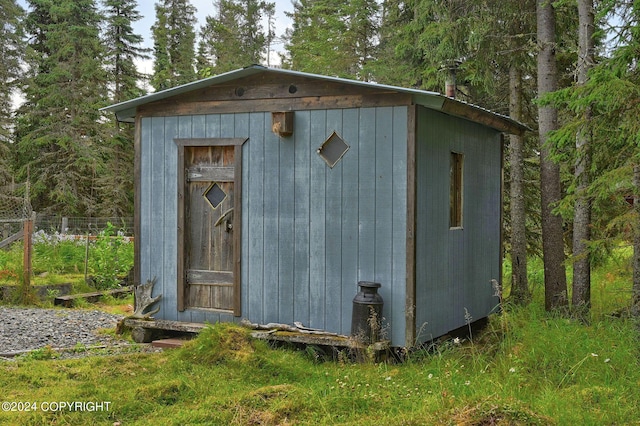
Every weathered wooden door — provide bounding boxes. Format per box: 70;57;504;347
176;138;246;315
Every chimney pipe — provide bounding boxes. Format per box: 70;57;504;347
443;60;460;98
446;80;456;98
445;68;456;98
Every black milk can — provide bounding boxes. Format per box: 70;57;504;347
351;281;383;343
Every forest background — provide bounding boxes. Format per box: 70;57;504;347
1;0;640;317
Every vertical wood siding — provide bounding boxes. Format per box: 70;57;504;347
414;107;502;344
138;106;408;346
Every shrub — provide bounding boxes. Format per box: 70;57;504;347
89;222;133;290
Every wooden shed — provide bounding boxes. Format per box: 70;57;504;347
103;65;526;348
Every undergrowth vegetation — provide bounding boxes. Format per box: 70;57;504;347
0;223;133;296
1;249;639;425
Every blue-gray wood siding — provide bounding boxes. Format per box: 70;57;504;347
138;106;408;346
414;107;502;344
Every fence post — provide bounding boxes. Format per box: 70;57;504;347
84;232;90;284
61;217;68;234
22;212;35;299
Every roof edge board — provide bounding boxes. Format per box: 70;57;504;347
440;97;528;136
100;66;266;115
115;107;137;123
101;65;528;135
411;93;446;111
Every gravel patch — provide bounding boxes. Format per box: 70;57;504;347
0;307;161;359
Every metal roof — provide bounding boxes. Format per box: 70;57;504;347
101;64;527;135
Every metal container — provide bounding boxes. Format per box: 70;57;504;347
351;281;383;343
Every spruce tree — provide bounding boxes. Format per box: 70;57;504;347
151;0;197;91
373;0;479;95
372;0;426;87
537;0;568;311
99;0;149;216
15;0;108;216
198;0;275;75
469;0;539;304
0;0;24;185
612;0;640;312
103;0;149;103
547;1;640;312
570;0;596;315
283;0;379;80
375;0;540;305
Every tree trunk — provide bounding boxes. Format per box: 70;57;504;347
572;0;595;317
537;0;568;311
508;65;530;304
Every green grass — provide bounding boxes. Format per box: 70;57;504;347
1;250;639;425
1;309;638;425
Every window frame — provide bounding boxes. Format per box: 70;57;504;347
449;151;464;229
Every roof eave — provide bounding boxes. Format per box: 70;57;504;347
440;98;529;136
100;66;269;121
101;65;529;135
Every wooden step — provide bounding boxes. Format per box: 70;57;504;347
123;318;208;333
54;286;132;307
124;318;207;343
151;338;189;349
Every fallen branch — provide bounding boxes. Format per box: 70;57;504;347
240;319;343;336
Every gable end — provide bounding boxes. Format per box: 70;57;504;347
138;73;413;117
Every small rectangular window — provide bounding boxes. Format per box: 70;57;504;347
450;152;463;228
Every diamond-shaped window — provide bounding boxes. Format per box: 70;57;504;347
203;182;227;210
317;131;350;168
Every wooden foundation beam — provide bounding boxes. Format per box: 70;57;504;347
121;318;390;361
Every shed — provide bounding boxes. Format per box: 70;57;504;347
103;65;526;348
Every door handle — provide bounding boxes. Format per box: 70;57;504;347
214;207;234;231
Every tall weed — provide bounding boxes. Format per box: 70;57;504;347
88;222;132;290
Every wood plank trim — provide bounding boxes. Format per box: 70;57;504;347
187;166;235;182
405;105;417;348
187;269;233;284
134;115;142;294
140;94;412;118
233;143;243;316
176;137;186;311
177;76;400;102
188;282;234;288
174;137;247;147
499;133;505;301
441;98;526;136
